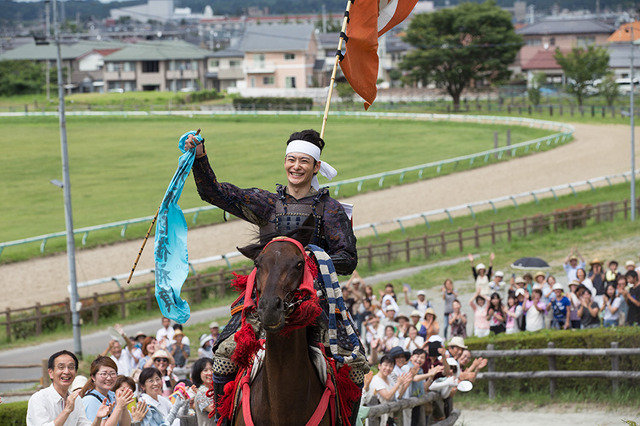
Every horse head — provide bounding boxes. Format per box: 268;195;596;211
237;217;315;333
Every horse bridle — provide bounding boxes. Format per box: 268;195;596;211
282;290;312;318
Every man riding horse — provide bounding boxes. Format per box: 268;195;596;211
185;129;366;423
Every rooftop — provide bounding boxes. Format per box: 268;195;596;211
238;23;316;52
516;19;616;36
104;40;210;61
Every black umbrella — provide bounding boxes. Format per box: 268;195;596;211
511;257;550;270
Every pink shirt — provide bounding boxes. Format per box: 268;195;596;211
474;304;490;330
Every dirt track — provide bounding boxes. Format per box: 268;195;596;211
1;123;637;309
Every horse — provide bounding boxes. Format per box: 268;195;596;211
232;227;334;426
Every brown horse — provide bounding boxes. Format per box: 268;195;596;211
234;233;333;426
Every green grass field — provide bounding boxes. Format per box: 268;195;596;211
0;114;553;245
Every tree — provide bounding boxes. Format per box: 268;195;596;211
527;72;546;106
0;60;48;96
336;81;355;105
598;73;620;107
400;1;522;110
554;45;609;106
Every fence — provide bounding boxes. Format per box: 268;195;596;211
472;342;640;399
356;197;638;272
72;171;638;289
0;111;573;260
3;196;637;342
0;360;48;397
364;394;460;426
0;265;252;342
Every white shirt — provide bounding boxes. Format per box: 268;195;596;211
141;393;180;426
27;384;92;426
111;347;135;377
156;326;175;345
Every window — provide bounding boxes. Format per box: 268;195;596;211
229;60;241;68
253;54;265;63
263;76;274;85
209;59;219;68
577;37;595;48
285;76;296;88
549;37;556;46
142;61;159;73
250;77;256;88
526;38;541;46
284;53;296;60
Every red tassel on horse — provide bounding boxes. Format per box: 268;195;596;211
336;364;361;425
231;321;262;369
231;272;248;293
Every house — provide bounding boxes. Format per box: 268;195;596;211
102;40;210;92
205;48;244;92
0;40;126;93
514;18;616;75
238;23;320;91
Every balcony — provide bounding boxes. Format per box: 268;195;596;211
244;61;276;74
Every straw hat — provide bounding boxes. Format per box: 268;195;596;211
476;263;486;271
534;271;546;279
589;258;603;266
424;307;437;319
151;349;175;365
448;336;468;349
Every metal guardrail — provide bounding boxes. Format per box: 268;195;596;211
73;170;635;289
0;112;572;258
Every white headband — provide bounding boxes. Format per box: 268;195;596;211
286;140;337;190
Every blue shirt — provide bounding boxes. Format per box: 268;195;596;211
551;296;571;321
82;389;116;422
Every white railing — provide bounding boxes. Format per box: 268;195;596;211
0;112;572;258
74;170;635;289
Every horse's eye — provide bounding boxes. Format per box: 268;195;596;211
254;260;259;268
296;261;304;270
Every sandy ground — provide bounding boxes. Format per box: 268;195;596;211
456;407;640;425
0;122;637;309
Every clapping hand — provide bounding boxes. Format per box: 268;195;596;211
131;399;148;422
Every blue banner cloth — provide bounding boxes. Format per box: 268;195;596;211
154;130;202;323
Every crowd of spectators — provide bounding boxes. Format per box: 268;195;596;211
26;318;219;426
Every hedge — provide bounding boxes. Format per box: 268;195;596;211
466;327;640;395
232;97;313;111
0;400;28;426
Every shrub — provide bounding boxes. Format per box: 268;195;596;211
0;400;29;425
466;327;640;395
232;97;313;111
554;204;592;229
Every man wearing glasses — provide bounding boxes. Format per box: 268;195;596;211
27;350;102;426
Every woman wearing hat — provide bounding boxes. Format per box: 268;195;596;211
418;308;440;342
468;253;494;297
150;350;178;397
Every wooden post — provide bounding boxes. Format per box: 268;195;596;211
596;203;601;222
458;228;463;252
491;222;496;244
548;341;556;397
146;285;153;311
507;219;512;242
93;293;100;325
474;225;480;247
487;343;496;400
611;341;620;392
35;303;42;336
386;240;392;264
553;212;558;232
64;298;71;325
494;131;499;159
522;217;527;237
120;288;126;319
507;129;511;154
423;235;429;258
440;231;446;254
624;199;628;220
6;307;11;342
42;359;51;387
367;244;373;271
405;238;410;262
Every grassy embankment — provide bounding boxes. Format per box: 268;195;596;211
0;114;556;262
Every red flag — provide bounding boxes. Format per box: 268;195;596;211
340;0;418;110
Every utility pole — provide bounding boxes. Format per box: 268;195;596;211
52;0;82;358
631;22;636;221
45;0;51;102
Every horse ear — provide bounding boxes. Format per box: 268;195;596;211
289;215;315;247
237;243;263;260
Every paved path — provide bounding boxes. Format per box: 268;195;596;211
456;407;639;425
1;122;636;309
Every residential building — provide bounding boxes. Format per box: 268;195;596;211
239;23;320;91
205;48;244;91
102;40;210;92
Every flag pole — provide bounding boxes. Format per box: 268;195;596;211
320;0;354;139
126;128;201;285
